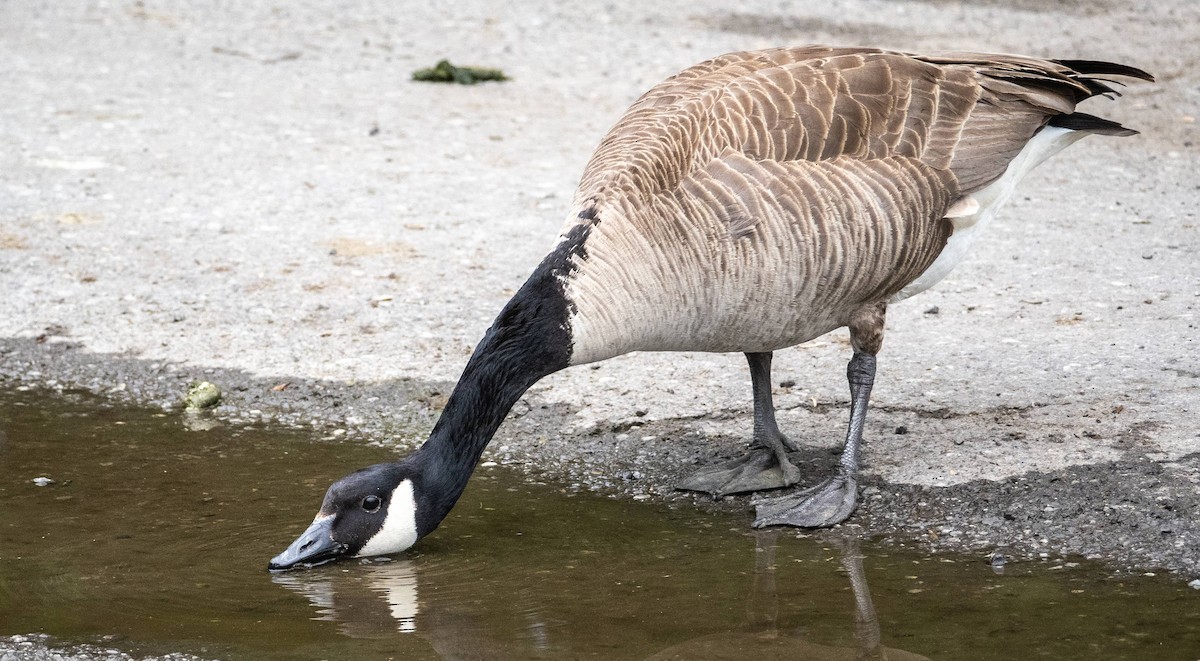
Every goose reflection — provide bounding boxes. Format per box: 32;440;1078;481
271;560;420;638
272;559;527;657
271;534;924;659
647;533;927;661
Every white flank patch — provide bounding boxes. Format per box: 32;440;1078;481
357;479;418;557
944;196;980;218
892;126;1088;302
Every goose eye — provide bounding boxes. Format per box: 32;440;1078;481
362;495;382;513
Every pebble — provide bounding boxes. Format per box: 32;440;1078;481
182;381;221;410
31;477;55;487
1;633;205;660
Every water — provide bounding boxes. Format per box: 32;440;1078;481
1;387;1197;659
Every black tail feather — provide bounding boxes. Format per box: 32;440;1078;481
1049;112;1139;137
1054;59;1155;83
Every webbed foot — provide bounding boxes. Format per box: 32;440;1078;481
752;473;858;528
677;446;803;496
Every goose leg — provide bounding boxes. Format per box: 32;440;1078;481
754;303;886;528
753;352;874;527
677;352;802;496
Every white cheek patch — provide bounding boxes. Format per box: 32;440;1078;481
357;479;419;558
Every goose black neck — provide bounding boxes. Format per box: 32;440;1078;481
411;225;590;534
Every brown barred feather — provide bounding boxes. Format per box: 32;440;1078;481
557;46;1149;364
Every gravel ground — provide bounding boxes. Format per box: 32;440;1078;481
0;635;202;661
2;6;1198;657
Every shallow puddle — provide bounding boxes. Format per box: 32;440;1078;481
1;387;1197;660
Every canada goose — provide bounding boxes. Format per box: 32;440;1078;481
269;46;1152;570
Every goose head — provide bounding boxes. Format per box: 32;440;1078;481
269;240;576;571
269;461;427;571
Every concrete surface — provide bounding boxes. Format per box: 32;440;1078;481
2;0;1198;601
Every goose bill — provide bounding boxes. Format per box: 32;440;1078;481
268;516;346;571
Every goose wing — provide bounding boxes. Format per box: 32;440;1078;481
572;46;1147;212
558;47;1149;361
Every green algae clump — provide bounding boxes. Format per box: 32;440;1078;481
412;60;508;85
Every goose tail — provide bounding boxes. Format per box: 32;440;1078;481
1048;111;1139;137
1049;59;1153;137
1053;59;1156;85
